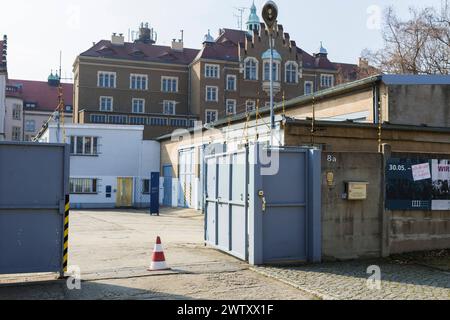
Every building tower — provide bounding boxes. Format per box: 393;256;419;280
246;1;261;34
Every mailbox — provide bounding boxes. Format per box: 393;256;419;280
345;181;369;200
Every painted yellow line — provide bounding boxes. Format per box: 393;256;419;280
65;216;69;225
65;204;70;212
64;242;69;250
64;229;69;238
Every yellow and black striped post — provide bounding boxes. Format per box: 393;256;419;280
63;195;70;273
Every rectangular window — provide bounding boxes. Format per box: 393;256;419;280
90;114;107;123
12;127;21;141
132;98;145;114
205;110;218;123
142;179;150;194
320;74;334;88
205;64;220;78
226;75;237;91
98;72;116;88
163;101;176;115
226;99;236;115
99;96;113;112
129;117;147;125
304;81;314;95
206;86;218;102
161;77;178;92
264;62;279;81
150;117;169;126
246;100;256;112
25;120;36;133
130;74;148;90
108;115;128;124
170;118;188;127
70;178;98;194
12;104;21;120
70;136;99;156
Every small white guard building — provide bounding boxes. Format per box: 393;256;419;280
38;123;160;209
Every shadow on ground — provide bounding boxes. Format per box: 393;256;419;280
0;279;193;300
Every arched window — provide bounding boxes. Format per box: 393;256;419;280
285;62;298;84
244;58;258;80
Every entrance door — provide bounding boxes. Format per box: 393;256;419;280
179;148;195;208
116;178;133;207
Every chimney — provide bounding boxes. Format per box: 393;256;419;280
111;33;125;46
171;39;184;52
359;57;369;69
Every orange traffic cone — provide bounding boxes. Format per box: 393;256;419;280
148;236;170;271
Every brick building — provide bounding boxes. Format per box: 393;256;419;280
73;2;372;139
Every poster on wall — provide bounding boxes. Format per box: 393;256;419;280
431;160;450;210
386;158;450;211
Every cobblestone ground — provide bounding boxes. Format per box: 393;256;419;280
252;260;450;300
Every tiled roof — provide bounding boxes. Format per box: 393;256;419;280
6;79;73;112
80;40;200;65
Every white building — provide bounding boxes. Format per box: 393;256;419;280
38;123;160;209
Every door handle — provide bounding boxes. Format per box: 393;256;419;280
258;190;267;213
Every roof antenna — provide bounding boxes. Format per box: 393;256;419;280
234;7;246;30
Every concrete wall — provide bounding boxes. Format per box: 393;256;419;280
40;123;160;208
286;87;374;123
321;152;383;260
388;85;450;128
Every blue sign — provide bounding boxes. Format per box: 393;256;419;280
150;172;160;216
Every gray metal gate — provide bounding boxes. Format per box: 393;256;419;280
0;142;69;275
205;143;321;265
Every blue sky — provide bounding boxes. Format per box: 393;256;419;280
1;0;445;81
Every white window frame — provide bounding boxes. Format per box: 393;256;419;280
226;74;237;91
285;61;299;84
99;96;113;112
69;178;98;194
226;99;237;115
304;81;314;95
132;98;145;114
25;120;36;133
70;136;99;156
97;71;116;88
130;74;148;90
205;64;220;79
161;76;179;93
163;100;176;115
263;60;280;82
320;74;334;88
246;100;256;112
205;86;219;102
244;57;259;81
205;109;218;123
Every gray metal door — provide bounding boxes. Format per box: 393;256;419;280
0;142;69;275
259;149;308;263
205;143;322;266
205;149;248;260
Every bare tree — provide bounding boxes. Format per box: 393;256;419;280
363;1;450;75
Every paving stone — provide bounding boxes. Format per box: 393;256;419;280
252;260;450;300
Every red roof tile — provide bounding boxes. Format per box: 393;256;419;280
80;40;200;65
7;79;73;112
